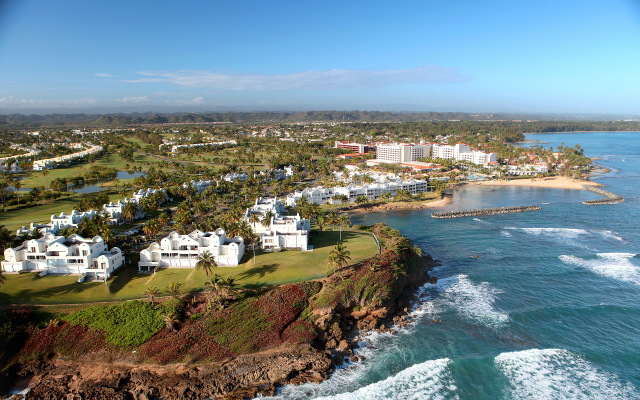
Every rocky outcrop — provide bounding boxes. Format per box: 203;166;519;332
24;345;332;400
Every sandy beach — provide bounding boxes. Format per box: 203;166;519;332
467;176;600;190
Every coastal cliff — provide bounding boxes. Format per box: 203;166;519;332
2;225;435;400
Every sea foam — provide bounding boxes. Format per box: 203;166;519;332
313;358;458;400
559;253;640;286
437;275;509;326
495;348;638;400
260;358;457;400
502;227;624;248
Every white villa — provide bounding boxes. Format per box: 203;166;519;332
260;214;310;252
506;164;549;175
242;197;310;251
285;179;429;207
132;188;166;202
223;172;248;182
50;209;98;231
183;179;214;194
103;199;144;225
1;233;124;279
16;210;95;236
138;229;245;272
33;144;103;170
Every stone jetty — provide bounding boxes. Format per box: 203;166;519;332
582;185;624;205
431;205;542;219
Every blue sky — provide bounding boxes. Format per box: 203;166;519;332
1;0;640;114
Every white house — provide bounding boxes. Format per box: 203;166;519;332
50;209;98;231
138;229;245;272
183;179;214;194
286;179;429;206
2;233;124;279
132;188;165;202
103;199;144;225
223;172;248;182
260;214;310;252
33;144;102;170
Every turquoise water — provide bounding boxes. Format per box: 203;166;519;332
264;132;640;400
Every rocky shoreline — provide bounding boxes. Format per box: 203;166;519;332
5;248;437;399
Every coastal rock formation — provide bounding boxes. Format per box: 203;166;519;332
25;345;332;400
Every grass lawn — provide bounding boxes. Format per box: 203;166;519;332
0;229;378;305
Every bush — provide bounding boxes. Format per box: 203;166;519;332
64;301;164;347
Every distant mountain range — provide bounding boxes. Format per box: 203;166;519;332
1;111;639;126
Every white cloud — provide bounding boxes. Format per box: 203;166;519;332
125;66;469;91
95;72;117;77
113;96;149;103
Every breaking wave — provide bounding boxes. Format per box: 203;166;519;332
495;348;638;400
559;253;640;286
502;227;623;247
437;275;509;326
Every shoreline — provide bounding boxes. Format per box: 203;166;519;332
464;176;601;190
345;175;600;216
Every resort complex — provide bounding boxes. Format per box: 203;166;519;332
1;233;123;279
138;228;245;271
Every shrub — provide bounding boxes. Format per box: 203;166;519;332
64;301;164;347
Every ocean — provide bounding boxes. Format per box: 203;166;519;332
261;131;640;400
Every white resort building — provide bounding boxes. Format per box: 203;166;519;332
242;197;310;251
183;179;214;194
260;214;310;252
138;229;245;272
285;179;429;207
33;144;103;170
1;233;124;279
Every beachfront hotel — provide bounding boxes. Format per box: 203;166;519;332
137;229;245;272
1;233;124;279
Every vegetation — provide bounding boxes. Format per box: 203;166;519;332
63;300;172;347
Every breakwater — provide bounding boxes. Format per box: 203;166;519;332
582;185;624;205
431;205;542;219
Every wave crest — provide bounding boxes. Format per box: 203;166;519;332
495;348;638;400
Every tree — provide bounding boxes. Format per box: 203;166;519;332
327;241;351;274
122;201;139;223
167;281;182;298
355;195;369;208
248;213;261;232
336;214;351;241
145;286;160;305
162;313;179;331
12;178;22;206
195;251;217;277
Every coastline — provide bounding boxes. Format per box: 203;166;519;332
463;176;600;190
345;196;452;215
345;175;599;216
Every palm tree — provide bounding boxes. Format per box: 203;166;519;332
261;211;273;229
195;251;217;277
248;213;261;232
144;286;160;305
122;201;138;223
162;313;179;331
336;214;351;241
217;276;237;300
12;178;21;206
167;281;182;298
327;241;351;274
